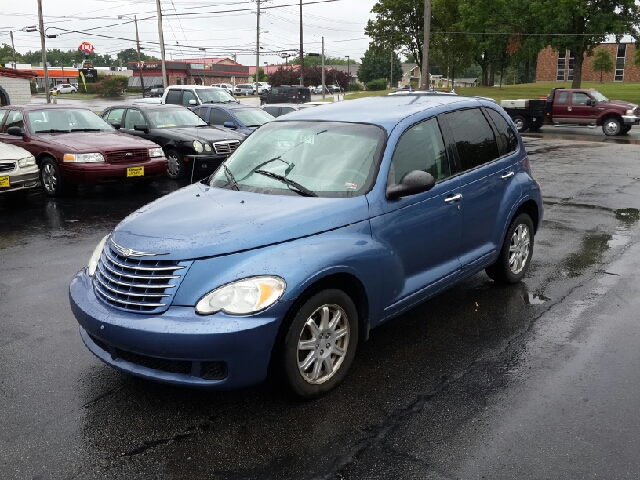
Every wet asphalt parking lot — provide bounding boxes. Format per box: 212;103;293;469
2;137;640;479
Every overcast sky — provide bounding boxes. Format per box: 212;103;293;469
0;0;379;66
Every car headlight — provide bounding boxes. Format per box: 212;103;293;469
18;156;36;168
204;143;212;152
63;153;105;163
87;235;109;277
195;276;286;315
149;147;164;158
193;140;204;153
626;109;636;116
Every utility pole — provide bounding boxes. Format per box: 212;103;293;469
346;55;349;86
134;16;145;96
255;0;260;88
37;0;50;103
390;50;393;89
9;31;17;68
321;36;325;100
420;0;431;90
156;0;168;88
299;0;304;86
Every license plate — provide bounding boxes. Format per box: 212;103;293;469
0;176;9;188
126;166;144;177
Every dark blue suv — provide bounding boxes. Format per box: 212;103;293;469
70;95;543;398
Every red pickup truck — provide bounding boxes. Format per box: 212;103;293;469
501;88;640;136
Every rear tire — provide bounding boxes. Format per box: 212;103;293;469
512;115;528;133
486;213;534;285
282;289;359;398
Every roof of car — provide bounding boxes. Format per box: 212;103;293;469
273;95;481;131
262;103;307;108
166;85;225;90
11;104;93;112
200;104;259;111
103;104;191;111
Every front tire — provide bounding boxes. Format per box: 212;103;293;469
602;117;622;136
282;289;359;398
40;157;66;197
165;149;185;179
486;213;534;284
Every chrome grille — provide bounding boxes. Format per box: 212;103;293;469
213;140;240;155
0;162;16;173
93;244;190;313
105;148;149;164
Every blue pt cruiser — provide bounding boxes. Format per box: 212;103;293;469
70;95;543;398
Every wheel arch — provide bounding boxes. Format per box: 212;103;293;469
513;199;540;234
597;112;623;127
35;151;58;167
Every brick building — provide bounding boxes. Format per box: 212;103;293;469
127;58;250;87
536;40;640;83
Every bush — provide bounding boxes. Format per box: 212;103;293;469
348;83;361;92
365;78;387;91
77;82;97;94
94;76;129;97
30;80;38;94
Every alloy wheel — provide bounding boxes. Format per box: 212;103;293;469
509;224;530;275
166;154;181;178
604;120;620;136
42;163;57;193
297;304;350;385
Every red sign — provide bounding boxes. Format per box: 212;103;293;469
78;42;95;55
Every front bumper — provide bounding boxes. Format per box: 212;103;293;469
0;164;39;194
622;115;640;126
69;270;288;389
62;157;168;185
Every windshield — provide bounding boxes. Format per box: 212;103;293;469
234;108;274;127
27;109;113;133
209;121;386;198
590;91;609;102
196;88;236;104
146;108;208;128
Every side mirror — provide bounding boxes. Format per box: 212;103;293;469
133;124;149;133
589;99;597;107
111;122;121;130
7;126;25;137
188;99;197;106
223;122;237;129
386;170;435;200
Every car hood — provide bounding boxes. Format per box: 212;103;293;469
604;100;638;110
151;126;243;143
0;142;33;160
37;131;158;151
111;183;370;260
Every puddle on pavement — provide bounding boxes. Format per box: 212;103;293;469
527;292;550;305
615;208;640;227
563;233;612;278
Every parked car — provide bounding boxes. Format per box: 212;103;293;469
51;84;77;94
147;87;164;98
501;88;640;135
0;142;39;196
191;104;274;136
260;85;311;105
101;104;244;180
135;85;238;106
70;95;543;398
211;83;234;95
235;84;256;96
0;105;167;197
253;82;271;94
312;85;332;95
261;103;316;118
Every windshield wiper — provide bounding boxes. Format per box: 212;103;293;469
70;128;103;132
254;169;317;197
222;164;240;191
36;129;71;133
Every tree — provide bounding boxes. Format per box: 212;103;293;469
116;48;159;64
538;0;638;88
365;0;425;71
0;43;22;64
591;49;614;83
358;48;403;86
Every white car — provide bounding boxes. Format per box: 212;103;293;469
235;84;255;96
0;142;39;195
211;83;234;95
254;82;271;94
51;83;77;94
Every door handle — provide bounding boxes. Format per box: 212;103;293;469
501;171;515;179
568;106;572;111
444;194;463;203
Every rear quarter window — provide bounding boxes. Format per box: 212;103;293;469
444;108;500;171
485;108;518;155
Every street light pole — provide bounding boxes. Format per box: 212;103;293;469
321;36;325;100
299;0;304;86
420;0;431;90
256;0;260;89
134;16;145;96
37;0;51;103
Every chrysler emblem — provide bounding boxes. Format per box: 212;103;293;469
110;238;167;257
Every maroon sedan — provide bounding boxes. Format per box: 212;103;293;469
0;105;167;196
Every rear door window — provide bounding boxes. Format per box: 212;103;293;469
485;109;518;155
105;108;125;126
444;108;500;171
165;89;182;105
182;90;197;106
123;109;147;130
556;91;569;104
